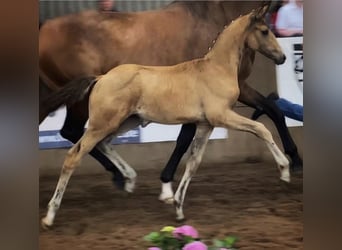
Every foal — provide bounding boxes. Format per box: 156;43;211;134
42;6;289;227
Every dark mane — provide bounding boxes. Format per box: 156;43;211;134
168;1;212;19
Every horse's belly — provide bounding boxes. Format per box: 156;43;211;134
136;104;204;125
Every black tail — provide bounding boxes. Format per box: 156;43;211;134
41;76;98;114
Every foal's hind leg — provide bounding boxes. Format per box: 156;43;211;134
60;101;127;189
238;81;302;171
96;134;138;193
159;123;197;203
41;127;111;228
173;124;213;221
211;110;290;182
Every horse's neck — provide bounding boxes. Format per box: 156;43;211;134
219;1;265;22
205;16;249;73
162;2;229;60
167;1;227;27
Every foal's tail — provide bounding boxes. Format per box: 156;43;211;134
41;76;98;114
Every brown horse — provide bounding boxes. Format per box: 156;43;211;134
41;6;290;227
39;1;301;194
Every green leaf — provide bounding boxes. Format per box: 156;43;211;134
183;236;195;244
144;232;161;243
223;236;237;247
208;247;218;250
213;239;225;247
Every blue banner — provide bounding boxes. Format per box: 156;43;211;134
39;128;140;149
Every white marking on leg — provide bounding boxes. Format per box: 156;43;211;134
173;124;213;221
42;168;73;227
95;118;141;192
159;182;174;204
266;142;290;182
97;140;137;192
42;128;109;228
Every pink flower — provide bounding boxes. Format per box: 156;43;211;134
148;247;161;250
182;241;208;250
173;225;199;239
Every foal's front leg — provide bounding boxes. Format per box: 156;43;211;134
173;124;213;221
211;110;290;182
238;81;302;171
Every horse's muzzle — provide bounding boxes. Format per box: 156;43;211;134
275;54;286;65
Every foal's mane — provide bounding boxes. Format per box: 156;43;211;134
207;14;247;53
206;1;271;53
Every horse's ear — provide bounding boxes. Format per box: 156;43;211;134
257;5;269;19
250;9;258;24
252;2;270;21
261;0;272;10
261;2;271;16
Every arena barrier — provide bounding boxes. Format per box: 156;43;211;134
275;36;303;127
39;108;228;149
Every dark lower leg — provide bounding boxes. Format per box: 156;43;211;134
259;100;302;169
160;123;197;183
238;83;302;170
39;78;55;124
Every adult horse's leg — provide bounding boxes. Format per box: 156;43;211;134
39;77;55;123
60;100;128;190
238;81;303;171
173;124;213;221
159;123;197;203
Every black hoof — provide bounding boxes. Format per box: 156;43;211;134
112;176;125;190
290;155;303;173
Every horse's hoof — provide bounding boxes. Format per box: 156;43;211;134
112;176;125;190
159;196;174;205
280;172;291;183
279;165;291;183
290;162;303;173
124;177;136;193
175;216;187;223
280;176;290;183
41;217;53;230
290;155;303;172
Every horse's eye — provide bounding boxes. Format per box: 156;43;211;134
261;29;269;36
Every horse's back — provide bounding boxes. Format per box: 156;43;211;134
39;7;192;89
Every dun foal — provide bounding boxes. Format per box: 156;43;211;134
42;6;289;227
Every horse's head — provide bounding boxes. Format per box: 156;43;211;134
245;5;286;65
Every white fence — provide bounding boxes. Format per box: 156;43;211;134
275;36;303;127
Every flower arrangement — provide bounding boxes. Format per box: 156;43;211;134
144;225;237;250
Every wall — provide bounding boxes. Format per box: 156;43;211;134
39;0;172;22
